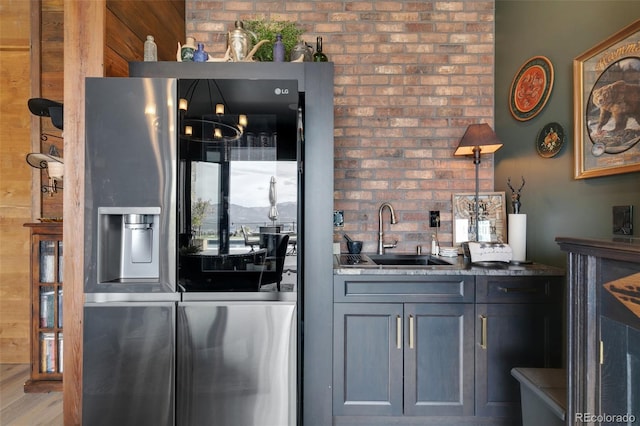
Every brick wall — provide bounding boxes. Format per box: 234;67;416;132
186;0;496;253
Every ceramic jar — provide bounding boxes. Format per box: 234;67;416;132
181;37;196;61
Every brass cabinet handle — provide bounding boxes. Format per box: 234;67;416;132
396;315;402;349
498;286;539;293
480;315;487;349
409;315;414;349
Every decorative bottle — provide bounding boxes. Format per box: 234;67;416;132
144;35;157;62
193;43;208;62
313;36;328;62
273;34;285;62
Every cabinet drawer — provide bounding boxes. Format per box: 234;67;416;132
476;276;564;303
334;275;474;303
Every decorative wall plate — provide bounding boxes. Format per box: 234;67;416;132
509;56;554;121
536;122;565;158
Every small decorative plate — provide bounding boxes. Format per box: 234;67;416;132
536;122;565;158
509;56;554;121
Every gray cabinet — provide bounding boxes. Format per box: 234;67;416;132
333;303;403;416
475;276;563;418
333;302;474;417
333;272;564;424
475;303;562;417
404;303;474;417
333;275;475;419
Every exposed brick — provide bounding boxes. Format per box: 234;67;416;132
345;2;375;12
185;0;495;250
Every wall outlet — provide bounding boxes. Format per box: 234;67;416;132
429;210;440;228
613;205;633;235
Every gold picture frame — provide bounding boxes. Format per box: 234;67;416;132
452;192;507;245
573;19;640;179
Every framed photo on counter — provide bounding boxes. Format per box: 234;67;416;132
452;192;507;245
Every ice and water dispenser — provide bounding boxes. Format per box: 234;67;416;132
97;207;161;283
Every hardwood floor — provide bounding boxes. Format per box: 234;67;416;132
0;365;63;425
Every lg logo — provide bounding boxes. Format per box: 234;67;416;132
274;88;290;95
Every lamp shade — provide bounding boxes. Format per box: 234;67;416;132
454;123;503;156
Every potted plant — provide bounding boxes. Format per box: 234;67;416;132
244;19;305;62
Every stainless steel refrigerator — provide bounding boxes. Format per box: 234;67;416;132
84;76;300;426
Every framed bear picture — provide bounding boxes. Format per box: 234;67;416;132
573;19;640;179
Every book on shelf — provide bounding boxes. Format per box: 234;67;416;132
40;332;56;373
40;290;55;328
58;333;63;373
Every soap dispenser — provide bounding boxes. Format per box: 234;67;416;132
431;234;439;256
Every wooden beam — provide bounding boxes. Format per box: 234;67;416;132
63;1;105;424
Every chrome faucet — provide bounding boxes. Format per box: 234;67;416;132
377;202;398;255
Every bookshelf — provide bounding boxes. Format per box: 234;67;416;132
24;222;63;392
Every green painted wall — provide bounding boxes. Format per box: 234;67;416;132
495;1;639;267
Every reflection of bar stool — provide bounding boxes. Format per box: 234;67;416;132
259;233;289;291
241;226;260;251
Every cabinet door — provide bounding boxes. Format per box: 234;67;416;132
475;303;562;418
333;303;404;416
404;303;474;417
600;316;640;422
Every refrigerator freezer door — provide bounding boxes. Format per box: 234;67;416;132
83;302;175;426
177;301;297;426
85;77;177;293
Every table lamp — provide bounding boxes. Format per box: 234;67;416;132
454;123;503;241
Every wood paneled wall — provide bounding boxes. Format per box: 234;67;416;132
64;2;184;423
0;0;34;364
0;0;64;364
106;0;185;76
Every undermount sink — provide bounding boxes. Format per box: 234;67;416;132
367;254;455;266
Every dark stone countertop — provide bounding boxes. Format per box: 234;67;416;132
333;253;565;277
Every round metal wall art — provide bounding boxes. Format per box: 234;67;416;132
536;122;565;158
509;56;554;121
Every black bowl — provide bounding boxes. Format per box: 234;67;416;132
347;241;363;254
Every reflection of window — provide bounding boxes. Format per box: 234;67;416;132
192;162;220;237
229;161;298;231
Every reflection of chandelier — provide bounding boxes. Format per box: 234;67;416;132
179;80;247;142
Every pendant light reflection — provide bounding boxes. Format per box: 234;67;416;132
178;79;247;142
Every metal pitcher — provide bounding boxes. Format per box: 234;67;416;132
228;20;253;61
